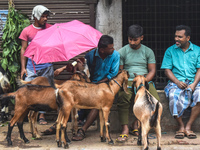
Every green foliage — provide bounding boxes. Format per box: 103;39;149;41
1;6;30;90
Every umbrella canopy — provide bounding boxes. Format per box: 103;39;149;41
24;20;102;64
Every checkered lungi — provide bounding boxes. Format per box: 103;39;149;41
164;80;200;118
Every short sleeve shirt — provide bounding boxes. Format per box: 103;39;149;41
161;42;200;82
19;24;52;71
118;44;156;81
85;48;120;83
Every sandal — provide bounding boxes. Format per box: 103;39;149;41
72;128;85;141
41;124;56;135
39;118;47;125
129;128;139;136
184;130;197;139
116;134;128;143
175;130;185;139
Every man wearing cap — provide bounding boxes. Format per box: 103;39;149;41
19;5;53;125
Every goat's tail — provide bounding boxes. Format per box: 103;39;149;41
55;89;63;108
0;92;16;101
150;102;159;127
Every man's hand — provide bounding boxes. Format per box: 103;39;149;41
187;83;196;92
54;68;63;76
21;68;27;79
176;81;187;89
54;66;67;76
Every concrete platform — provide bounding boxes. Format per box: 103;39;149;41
0;122;200;150
1;90;200;149
109;90;200;132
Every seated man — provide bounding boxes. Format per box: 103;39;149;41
161;25;200;139
116;24;160;142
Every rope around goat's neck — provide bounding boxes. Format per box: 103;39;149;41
134;83;145;95
113;79;122;88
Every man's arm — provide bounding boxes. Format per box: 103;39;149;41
146;63;156;82
54;66;67;76
20;40;28;79
187;68;200;91
97;77;109;83
165;69;187;89
97;65;122;83
97;53;120;83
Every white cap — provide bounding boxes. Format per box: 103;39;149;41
31;5;50;20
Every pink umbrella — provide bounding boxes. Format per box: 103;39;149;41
24;20;102;64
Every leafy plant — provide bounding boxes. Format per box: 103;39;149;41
1;1;30;90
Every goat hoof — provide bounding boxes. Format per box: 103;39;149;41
7;140;12;146
137;141;142;145
57;141;62;147
32;135;42;140
64;143;69;149
25;140;30;144
6;138;12;146
144;146;149;150
157;147;161;150
108;139;114;145
65;137;71;144
24;138;30;143
100;137;106;142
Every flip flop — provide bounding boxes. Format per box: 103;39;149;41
184;130;197;139
129;128;139;136
72;128;85;141
175;130;185;139
41;125;56;135
116;134;128;143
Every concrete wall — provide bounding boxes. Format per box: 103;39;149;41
96;0;122;51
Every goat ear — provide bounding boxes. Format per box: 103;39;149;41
123;79;129;94
77;57;85;64
143;74;147;77
133;73;138;77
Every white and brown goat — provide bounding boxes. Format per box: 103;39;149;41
0;65;11;122
55;70;129;148
132;74;162;150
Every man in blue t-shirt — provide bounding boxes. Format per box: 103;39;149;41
71;35;120;141
161;25;200;139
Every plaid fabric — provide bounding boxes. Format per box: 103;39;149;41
164;80;200;117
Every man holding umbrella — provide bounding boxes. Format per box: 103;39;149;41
19;5;53;125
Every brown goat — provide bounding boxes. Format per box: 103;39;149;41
55;70;129;148
18;77;61;140
19;58;90;140
0;83;59;146
132;74;163;150
19;71;90;140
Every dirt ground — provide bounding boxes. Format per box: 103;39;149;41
0;121;200;150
